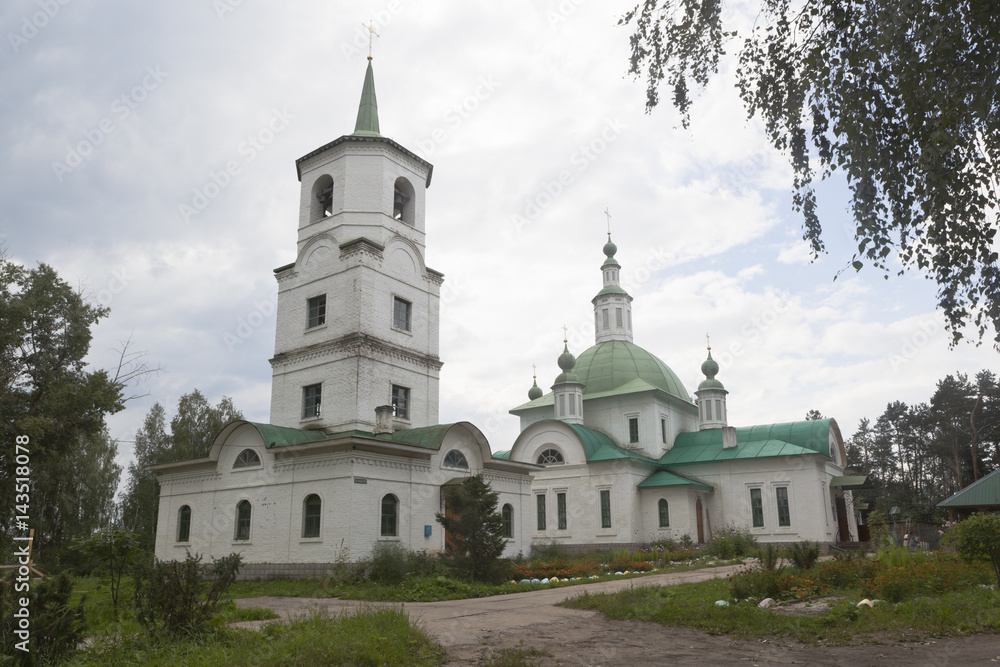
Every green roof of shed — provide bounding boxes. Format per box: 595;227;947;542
938;469;1000;508
661;419;833;466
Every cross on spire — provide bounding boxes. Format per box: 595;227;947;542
706;332;711;350
362;20;380;61
563;325;568;343
604;207;612;238
532;363;537;379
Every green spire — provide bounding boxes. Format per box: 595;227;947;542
352;60;381;137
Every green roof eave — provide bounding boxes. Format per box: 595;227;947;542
380;423;457;450
563;422;659;465
592;285;630;299
662;419;834;466
295;135;434;187
638;469;714;491
509;378;697;415
938;469;1000;508
830;475;874;490
249;422;331;448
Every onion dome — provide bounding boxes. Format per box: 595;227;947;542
698;347;725;391
554;343;580;384
528;373;543;401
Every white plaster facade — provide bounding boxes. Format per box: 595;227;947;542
151;62;537;572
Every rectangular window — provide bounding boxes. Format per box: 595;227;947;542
750;488;764;528
557;492;567;530
616;307;623;327
391;385;410;420
627;311;632;331
661;418;667;444
536;494;546;530
602;308;609;329
393;297;412;331
302;384;322;419
307;294;326;328
776;487;791;527
628;417;639;444
559;394;565;416
707;400;715;421
502;504;513;538
600;489;612;528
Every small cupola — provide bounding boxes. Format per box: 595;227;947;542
528;365;544;401
592;232;634;344
551;335;585;425
695;339;728;430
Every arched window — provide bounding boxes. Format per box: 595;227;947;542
311;174;334;221
443;449;469;469
536;448;564;465
658;498;670;528
302;494;321;538
235;500;251;541
393;177;415;224
502;503;513;538
177;505;191;542
380;494;398;537
234;449;261;469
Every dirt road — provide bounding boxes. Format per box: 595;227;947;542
235;565;1000;665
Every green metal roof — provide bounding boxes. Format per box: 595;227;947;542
247;422;331;448
830;475;873;490
661;419;834;466
637;469;714;491
938;469;1000;508
493;450;512;460
352;61;380;137
594;285;630;298
573;340;691;401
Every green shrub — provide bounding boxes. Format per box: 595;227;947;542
366;542;411;585
708;525;757;559
133;552;242;637
786;541;820;570
943;513;1000;588
0;571;86;665
757;543;783;571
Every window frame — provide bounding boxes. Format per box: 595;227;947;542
302;494;322;539
380;494;398;537
599;489;612;529
557;492;567;530
627;416;639;444
391;384;410;420
502;503;514;539
177;505;191;542
233;448;261;469
306;294;326;329
658;498;669;528
443;449;469;469
536;448;564;465
392;296;412;332
750;487;764;528
776;486;791;527
536;493;546;531
302;383;322;419
234;500;252;541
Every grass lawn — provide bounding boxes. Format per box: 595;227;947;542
564;554;1000;645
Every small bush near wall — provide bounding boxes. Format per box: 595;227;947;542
708;525;758;559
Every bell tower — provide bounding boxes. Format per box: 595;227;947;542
268;59;443;433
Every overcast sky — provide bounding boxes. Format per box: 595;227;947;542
4;0;997;487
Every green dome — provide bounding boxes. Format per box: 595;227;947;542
701;350;720;379
573;340;691;401
554;343;580;384
528;379;543;401
603;239;618;258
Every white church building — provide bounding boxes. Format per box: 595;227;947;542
150;61;859;573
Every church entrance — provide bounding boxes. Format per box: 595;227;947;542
696;497;705;544
835;496;850;542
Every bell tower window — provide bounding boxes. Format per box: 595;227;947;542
393;177;415;224
311;175;334;221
